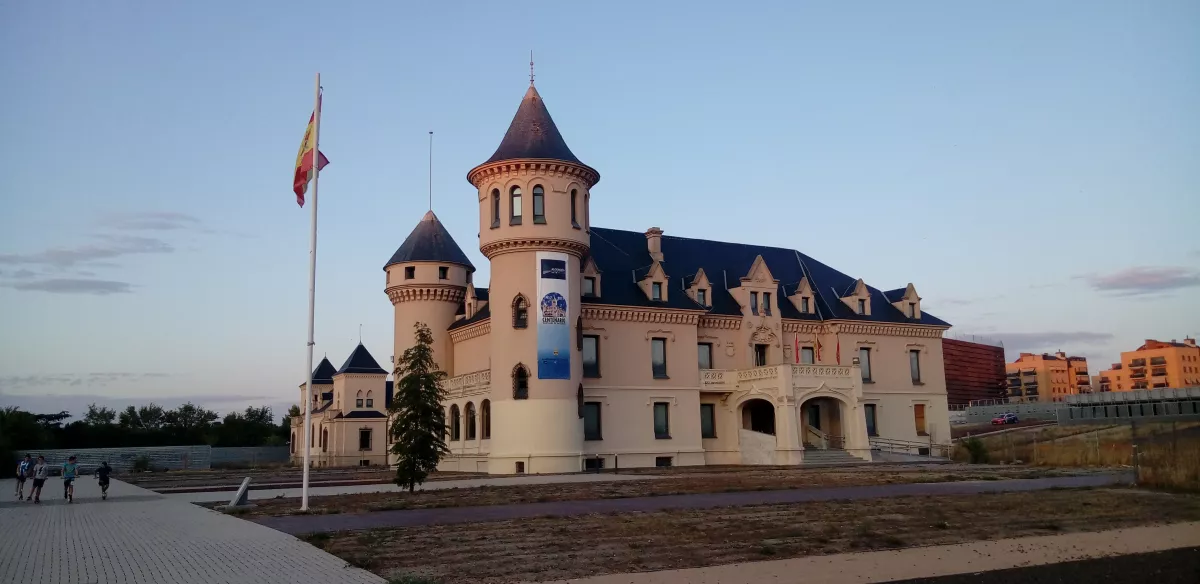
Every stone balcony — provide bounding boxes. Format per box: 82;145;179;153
702;364;859;397
445;369;491;397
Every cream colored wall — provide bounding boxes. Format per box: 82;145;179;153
700;393;740;465
334;373;386;413
386;260;467;376
581;388;706;468
451;329;490;376
581;317;701;389
697;323;742;371
843;331;951;444
476;174;591;254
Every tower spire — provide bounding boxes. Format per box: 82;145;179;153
529;50;535;86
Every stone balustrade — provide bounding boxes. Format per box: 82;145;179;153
701;364;858;394
445;369;491;394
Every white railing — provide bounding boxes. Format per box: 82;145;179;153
445;370;491;393
790;365;852;378
737;366;781;382
701;369;733;390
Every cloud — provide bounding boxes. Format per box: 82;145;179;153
0;372;172;392
99;211;202;231
0;234;173;268
11;269;37;279
989;331;1114;353
8;278;134;295
1078;266;1200;296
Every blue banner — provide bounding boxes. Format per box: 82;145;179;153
537;252;571;380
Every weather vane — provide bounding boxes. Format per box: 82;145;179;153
529;50;535;85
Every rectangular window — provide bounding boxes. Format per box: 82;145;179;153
801;347;814;365
698;343;713;370
532;188;545;223
583;402;602;440
404;266;415;279
763;292;772;315
365;398;373;408
491;192;500;228
583;276;596;297
750;292;759;315
910;349;921;383
857;299;866;314
908;302;916;318
860;347;872;381
801;297;809;313
700;403;716;438
653;402;670;439
697;289;707;306
356;398;364;408
914;404;927;436
864;404;878;436
583;335;600;378
655;456;673;467
438;266;449;280
754;344;768;367
359;429;372;451
651;338;668;378
652;282;662;301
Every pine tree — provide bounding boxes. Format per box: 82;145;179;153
389;322;450;492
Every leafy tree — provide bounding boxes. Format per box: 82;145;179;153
389;322;449;492
279;404;301;441
119;403;166;430
83;403;117;426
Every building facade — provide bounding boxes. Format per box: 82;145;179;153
1005;352;1091;403
941;338;1006;406
294;81;955;473
1098;338;1200;392
290;346;393;467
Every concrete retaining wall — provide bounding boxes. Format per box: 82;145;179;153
17;446;212;473
210;446;290;467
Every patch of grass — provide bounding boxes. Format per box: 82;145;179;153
758;544;777;556
303;532;332;549
388;573;442;584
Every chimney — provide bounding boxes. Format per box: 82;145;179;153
1055;351;1066;359
645;227;664;263
1184;337;1197;348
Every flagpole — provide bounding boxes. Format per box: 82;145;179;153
301;72;321;511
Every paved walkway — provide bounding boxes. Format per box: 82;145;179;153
255;471;1133;535
0;477;384;584
169;472;660;504
544;521;1200;583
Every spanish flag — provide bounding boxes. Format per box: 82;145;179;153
293;105;329;207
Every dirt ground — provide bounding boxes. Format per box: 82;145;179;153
303;488;1200;584
228;464;1084;518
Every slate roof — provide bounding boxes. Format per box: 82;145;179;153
337;343;388;375
309;358;336;385
881;287;909;301
480;85;595;173
342;410;387;419
583;227;951;327
311;400;333;415
448;303;490;331
384;210;475;271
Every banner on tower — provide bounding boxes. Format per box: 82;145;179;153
536;251;571;380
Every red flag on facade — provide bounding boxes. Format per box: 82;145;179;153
794;334;800;363
836;338;841;364
815;336;823;362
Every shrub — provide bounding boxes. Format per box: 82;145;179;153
132;455;151;473
962;437;990;464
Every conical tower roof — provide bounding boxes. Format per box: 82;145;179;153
483;85;587;166
383;210;474;270
309;357;336;385
337;343;387;375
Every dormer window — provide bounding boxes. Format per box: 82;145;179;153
583;276;596;297
652;282;662;301
751;292;759;315
697;289;707;307
763;292;772;316
857;299;866;314
438;266;449;280
490;189;500;228
801;297;809;313
404;266;415;280
908;302;916;318
532;185;546;224
510;186;522;225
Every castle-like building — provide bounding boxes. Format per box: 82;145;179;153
292;81;953;473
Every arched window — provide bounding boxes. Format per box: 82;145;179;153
490;188;500;228
510;186;523;225
512;295;529;329
321;428;328;452
449;404;461;441
481;399;491;439
570;189;579;227
365;390;374;408
532;185;545;224
356;390;364;408
513;364;530;399
465;402;477;440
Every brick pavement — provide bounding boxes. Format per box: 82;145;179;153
0;476;384;584
254;471;1133;535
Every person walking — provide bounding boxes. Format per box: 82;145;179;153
62;455;79;503
29;455;48;504
14;454;32;500
95;461;112;500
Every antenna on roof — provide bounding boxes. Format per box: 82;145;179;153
529;50;535;85
427;131;434;211
358;324;362;344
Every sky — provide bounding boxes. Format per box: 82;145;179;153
1;1;1197;419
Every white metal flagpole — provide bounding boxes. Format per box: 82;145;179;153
300;72;322;511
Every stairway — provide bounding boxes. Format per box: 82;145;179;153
801;448;863;465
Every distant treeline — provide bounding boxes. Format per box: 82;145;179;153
0;402;301;476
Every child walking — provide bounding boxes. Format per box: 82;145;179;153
62;455;79;503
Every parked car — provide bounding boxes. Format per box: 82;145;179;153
991;413;1019;425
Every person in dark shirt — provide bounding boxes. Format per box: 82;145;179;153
96;461;113;500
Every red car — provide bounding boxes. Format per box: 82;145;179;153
991;413;1019;425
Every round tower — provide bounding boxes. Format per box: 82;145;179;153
468;82;600;475
384;210;474;376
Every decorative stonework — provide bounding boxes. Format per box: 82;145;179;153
445;369;491;395
699;315;742;330
781;320;821;334
449;320;491;343
738;366;780;382
791;365;852;378
480;237;590;259
386;285;465;305
468;159;600;190
750;325;779;347
831;321;947;338
644;329;676;342
582;306;701;324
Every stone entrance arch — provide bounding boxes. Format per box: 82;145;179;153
799;394;849;450
740;398;776;435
